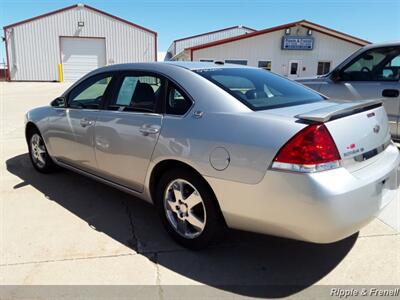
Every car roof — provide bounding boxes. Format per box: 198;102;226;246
92;61;252;75
164;61;253;70
362;41;400;50
63;61;254;98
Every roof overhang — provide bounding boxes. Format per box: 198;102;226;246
186;20;370;52
3;3;157;36
173;25;256;44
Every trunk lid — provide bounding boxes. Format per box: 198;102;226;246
319;100;389;161
264;99;391;162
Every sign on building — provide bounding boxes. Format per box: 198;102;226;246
281;36;314;50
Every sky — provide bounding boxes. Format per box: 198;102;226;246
1;0;399;62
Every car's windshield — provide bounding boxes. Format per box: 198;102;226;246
195;68;324;110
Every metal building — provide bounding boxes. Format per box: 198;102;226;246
174;20;370;78
3;3;157;81
165;25;255;61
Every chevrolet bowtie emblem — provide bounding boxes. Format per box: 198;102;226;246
373;125;380;133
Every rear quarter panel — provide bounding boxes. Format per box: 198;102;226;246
151;111;306;185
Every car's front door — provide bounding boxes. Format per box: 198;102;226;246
319;46;400;139
94;72;164;192
47;73;114;172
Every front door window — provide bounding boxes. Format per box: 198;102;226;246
69;75;112;109
341;47;400;81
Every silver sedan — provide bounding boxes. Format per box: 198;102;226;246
25;62;400;249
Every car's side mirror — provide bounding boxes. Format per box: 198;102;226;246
51;97;65;107
330;69;341;82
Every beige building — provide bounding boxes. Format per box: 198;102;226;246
171;20;370;78
165;25;255;61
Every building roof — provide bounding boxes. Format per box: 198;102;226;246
173;25;256;43
3;3;157;36
186;20;370;51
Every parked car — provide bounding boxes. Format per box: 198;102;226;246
25;62;399;249
297;42;400;140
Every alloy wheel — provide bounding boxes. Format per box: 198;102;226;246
163;178;207;239
30;133;47;169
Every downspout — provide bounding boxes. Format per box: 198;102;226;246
3;27;10;81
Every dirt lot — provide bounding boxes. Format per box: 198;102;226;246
0;82;399;299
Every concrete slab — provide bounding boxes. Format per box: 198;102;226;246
359;218;397;237
1;254;157;285
317;235;400;285
3;157;137;265
379;192;400;231
153;231;357;288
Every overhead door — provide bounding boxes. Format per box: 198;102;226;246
61;37;106;81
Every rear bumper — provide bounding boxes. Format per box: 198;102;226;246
206;144;400;243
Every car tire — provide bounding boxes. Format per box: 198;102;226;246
156;168;224;249
27;128;57;173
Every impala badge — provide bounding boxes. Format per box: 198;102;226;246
373;125;380;134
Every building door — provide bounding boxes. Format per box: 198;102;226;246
61;37;106;81
288;60;301;78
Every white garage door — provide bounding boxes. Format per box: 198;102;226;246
61;37;106;81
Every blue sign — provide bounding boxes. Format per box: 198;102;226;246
282;36;314;50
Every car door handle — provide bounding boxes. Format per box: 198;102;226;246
382;89;399;98
80;118;94;127
139;125;160;135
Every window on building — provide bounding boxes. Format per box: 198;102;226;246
258;61;272;71
225;60;248;65
317;62;331;75
200;59;214;62
290;62;299;75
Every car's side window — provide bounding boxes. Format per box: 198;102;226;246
166;85;193;115
108;74;163;113
341;47;400;81
381;53;400;81
68;74;113;109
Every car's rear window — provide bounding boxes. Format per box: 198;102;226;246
195;68;324;110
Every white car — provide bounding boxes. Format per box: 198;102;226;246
297;42;400;140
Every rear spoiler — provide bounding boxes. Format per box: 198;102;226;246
295;99;383;123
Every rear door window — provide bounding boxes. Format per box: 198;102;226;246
107;74;164;113
166;85;192;115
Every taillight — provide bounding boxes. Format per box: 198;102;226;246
272;124;341;173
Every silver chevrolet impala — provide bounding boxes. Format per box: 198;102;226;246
25;62;400;249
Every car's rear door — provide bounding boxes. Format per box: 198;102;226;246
319;46;400;139
47;72;115;173
93;71;164;192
